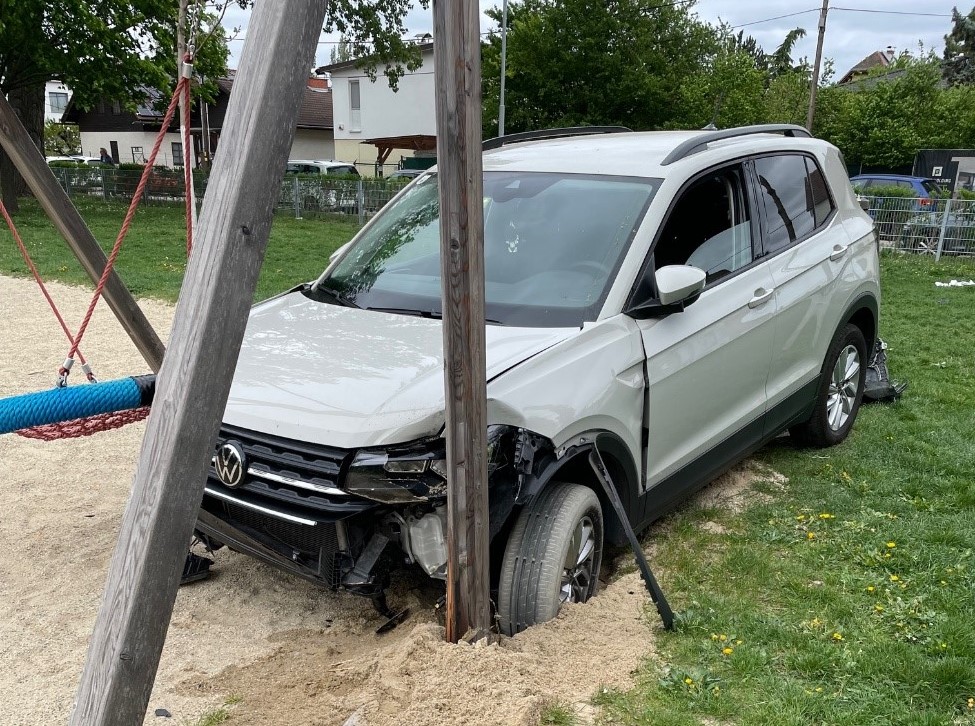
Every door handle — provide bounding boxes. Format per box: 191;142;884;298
830;243;849;261
747;288;775;308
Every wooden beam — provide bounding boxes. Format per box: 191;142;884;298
68;2;327;723
432;0;491;643
0;95;166;373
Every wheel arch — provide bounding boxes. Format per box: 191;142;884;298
840;292;878;354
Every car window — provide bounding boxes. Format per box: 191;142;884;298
896;180;914;190
922;180;942;196
754;155;818;254
653;165;753;284
317;171;659;327
805;157;834;227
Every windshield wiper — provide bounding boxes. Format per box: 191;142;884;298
366;306;502;324
310;284;360;308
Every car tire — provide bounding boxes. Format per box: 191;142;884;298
790;324;868;448
497;482;603;636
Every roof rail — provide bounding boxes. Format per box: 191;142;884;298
660;124;812;166
483;125;632;151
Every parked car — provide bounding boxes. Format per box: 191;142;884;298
196;125;879;635
387;168;425;180
850;174;945;207
284;159;359;212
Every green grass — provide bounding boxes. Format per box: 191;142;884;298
599;252;975;725
0;198;358;302
540;701;578;725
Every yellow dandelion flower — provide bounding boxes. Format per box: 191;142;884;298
831;632;844;641
819;513;835;519
866;585;875;592
711;633;719;641
886;541;896;549
807;532;816;540
967;697;974;709
684;677;694;685
815;687;823;693
735;639;743;645
874;604;884;612
796;514;806;521
722;647;734;655
890;574;900;582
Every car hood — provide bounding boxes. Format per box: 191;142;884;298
223;291;576;448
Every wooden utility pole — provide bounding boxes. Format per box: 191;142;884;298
806;0;830;132
0;96;166;373
432;0;492;643
68;2;326;723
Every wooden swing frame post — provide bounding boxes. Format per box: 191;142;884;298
65;2;327;723
433;0;492;643
0;96;165;372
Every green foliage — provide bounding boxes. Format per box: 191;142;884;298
480;0;718;135
957;188;975;200
43;121;81;156
862;185;920;198
943;6;975;87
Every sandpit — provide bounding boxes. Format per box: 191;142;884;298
0;274;780;725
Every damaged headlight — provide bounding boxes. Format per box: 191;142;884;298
344;425;515;504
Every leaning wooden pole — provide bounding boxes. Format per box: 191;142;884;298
0;95;166;373
69;2;326;723
433;0;492;643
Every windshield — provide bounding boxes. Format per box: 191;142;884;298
313;171;658;327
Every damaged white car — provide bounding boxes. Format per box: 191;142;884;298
195;125;880;635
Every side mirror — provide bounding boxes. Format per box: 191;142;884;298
626;264;707;319
656;265;707;305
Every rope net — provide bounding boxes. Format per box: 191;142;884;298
17;408;151;441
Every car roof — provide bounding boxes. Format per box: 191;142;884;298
481;130;830;177
288;159;348;166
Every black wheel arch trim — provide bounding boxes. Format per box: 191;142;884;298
837;291;879;359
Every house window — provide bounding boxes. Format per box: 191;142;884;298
172;142;184;166
49;92;68;114
111;100;121;115
349;80;362;132
131;146;146;164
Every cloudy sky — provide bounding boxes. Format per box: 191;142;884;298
223;1;960;81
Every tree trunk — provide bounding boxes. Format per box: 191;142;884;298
0;84;45;213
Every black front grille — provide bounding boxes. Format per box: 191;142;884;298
221;423;350;488
217;502;344;586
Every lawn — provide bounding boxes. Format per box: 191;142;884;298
3;199;974;725
0;198;357;302
598;254;975;726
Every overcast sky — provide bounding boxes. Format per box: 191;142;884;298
223;1;961;82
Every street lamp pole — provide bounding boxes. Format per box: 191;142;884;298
498;0;508;137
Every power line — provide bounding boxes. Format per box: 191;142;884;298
831;7;953;18
731;9;820;29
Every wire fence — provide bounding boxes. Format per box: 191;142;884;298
861;195;975;259
46;167;411;226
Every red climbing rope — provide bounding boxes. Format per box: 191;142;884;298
0;198;96;382
16;407;151;441
63;72;192;376
181;72;194;257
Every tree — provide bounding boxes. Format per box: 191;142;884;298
943;5;975;86
480;0;717;136
329;36;354;64
44;121;81;156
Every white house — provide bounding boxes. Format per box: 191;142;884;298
317;41;436;176
45;80;71;123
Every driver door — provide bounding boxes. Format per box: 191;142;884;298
634;164;777;492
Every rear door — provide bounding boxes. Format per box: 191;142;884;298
634;162;776;489
751;154;843;433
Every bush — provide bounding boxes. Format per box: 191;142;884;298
956;188;975;201
861;184;919;198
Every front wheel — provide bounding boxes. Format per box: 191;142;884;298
790;324;867;448
497;482;603;636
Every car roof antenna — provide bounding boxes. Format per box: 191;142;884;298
703;91;726;131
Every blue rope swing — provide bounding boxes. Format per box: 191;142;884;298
0;375;155;436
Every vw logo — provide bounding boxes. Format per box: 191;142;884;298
214;441;246;488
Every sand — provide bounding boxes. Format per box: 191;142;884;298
0;274;778;725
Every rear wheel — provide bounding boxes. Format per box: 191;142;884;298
497;482;603;636
790;324;867;448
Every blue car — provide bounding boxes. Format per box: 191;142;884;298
850;174;944;209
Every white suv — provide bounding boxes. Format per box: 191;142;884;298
197;125;879;634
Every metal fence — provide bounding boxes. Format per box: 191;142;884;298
861;195;975;259
46;167;410;226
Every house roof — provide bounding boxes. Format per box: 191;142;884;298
314;42;434;75
838;50;894;85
